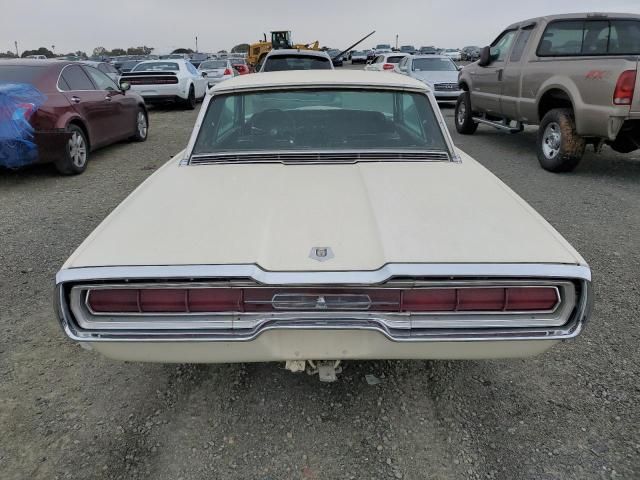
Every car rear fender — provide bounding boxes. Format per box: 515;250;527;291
58;113;91;149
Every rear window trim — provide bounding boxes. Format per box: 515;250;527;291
187;85;457;162
536;18;640;57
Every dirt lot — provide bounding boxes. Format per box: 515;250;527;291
1;85;639;479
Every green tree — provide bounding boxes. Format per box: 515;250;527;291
92;46;107;57
21;47;54;58
0;50;17;58
172;48;193;54
231;44;249;54
110;48;127;56
127;46;153;55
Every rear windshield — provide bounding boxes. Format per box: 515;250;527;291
0;65;47;84
539;19;640;56
200;60;227;69
263;55;331;72
192;89;447;155
387;56;406;64
132;62;179;72
413;58;457;71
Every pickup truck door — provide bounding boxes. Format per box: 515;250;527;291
500;26;535;120
470;30;518;115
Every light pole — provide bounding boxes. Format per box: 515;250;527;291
195;36;198;53
395;34;399;50
14;41;19;57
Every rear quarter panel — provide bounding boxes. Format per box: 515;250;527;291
523;57;636;137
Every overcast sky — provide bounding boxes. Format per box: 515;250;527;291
2;0;640;55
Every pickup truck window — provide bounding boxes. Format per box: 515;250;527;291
192;89;448;155
491;30;518;62
538;19;640;56
510;27;534;62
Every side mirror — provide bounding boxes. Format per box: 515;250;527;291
120;81;131;92
457;65;463;71
478;46;491;67
201;71;208;77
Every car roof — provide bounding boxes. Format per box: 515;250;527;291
0;59;71;69
265;49;331;58
211;70;428;93
381;52;409;57
411;55;450;60
505;11;640;30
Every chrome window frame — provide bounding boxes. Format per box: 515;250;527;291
182;83;461;164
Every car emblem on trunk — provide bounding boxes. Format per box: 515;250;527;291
309;246;334;262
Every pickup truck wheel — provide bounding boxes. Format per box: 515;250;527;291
537;108;585;172
54;125;89;175
184;86;196;110
455;92;478;134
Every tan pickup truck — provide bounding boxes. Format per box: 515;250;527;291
456;13;640;172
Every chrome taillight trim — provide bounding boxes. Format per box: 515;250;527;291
54;263;591;342
79;282;563;317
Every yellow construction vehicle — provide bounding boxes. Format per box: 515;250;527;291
247;31;320;67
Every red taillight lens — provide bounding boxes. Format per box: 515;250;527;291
140;289;186;312
402;289;456;311
189;289;242;312
88;289;138;313
506;287;558;311
224;68;232;75
613;70;636;105
383;63;395;70
458;288;505;311
86;286;559;314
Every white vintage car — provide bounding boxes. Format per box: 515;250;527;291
55;71;591;380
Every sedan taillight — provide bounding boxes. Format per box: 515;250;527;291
383;63;395;70
87;286;559;314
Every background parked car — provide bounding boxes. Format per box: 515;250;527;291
400;45;417;55
397;54;462;101
81;60;120;83
230;58;251;75
198;59;237;87
118;60;142;73
350;50;368;64
326;49;345;67
461;46;481;61
442;48;462;61
0;60;147;175
189;53;209;68
418;46;437;55
365;52;409;72
120;59;207;109
259;50;333;72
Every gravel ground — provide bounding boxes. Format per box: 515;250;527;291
1;77;639;480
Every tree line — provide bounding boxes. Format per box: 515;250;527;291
0;43;250;60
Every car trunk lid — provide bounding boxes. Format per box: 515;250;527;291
64;151;584;271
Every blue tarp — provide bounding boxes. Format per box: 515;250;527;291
0;83;46;168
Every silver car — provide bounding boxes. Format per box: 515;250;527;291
397;55;462;101
197;59;237;87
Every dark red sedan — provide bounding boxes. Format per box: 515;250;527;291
0;60;148;175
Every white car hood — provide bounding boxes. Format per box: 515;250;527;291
412;70;458;85
64;150;584;271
